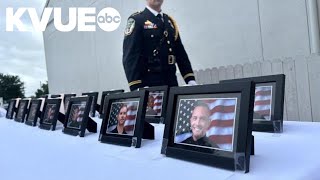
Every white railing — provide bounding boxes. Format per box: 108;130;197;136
178;55;320;122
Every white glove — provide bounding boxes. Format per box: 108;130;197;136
187;80;197;86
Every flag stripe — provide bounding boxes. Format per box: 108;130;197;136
206;99;237;109
207;127;234;136
126;115;137;120
208;135;233;144
255;90;272;96
255;95;272;101
209;112;236;121
210;119;234;127
124;119;136;126
210;105;235;114
254;99;271;106
254;109;271;115
256;86;272;91
254;104;271;111
124;125;135;133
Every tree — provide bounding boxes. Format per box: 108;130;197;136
0;73;25;101
35;81;49;98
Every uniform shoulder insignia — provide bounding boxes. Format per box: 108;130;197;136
130;11;142;17
124;18;135;36
167;15;179;41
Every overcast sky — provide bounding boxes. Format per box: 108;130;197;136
0;0;47;97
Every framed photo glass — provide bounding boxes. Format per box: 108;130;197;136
99;90;150;148
174;96;238;152
105;99;139;136
66;102;86;130
162;83;255;172
220;74;285;132
25;100;42;126
6;99;16;119
141;86;169;123
82;92;98;117
39;98;61;131
63;96;97;137
14;99;29;123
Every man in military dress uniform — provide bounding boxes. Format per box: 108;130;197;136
123;0;197;91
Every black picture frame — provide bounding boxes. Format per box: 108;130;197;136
6;99;17;119
139;86;169;124
14;99;30;123
40;94;49;99
100;89;125;115
161;82;255;173
63;94;76;112
99;90;154;148
25;99;42;127
62;96;97;137
50;94;61;98
39;98;62;131
82;92;99;117
220;74;285;132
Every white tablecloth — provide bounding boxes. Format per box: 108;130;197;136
0;118;319;180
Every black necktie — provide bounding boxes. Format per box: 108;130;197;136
157;14;164;22
157;14;164;27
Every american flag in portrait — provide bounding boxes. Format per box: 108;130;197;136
17;102;26;119
254;86;272;120
107;101;139;135
148;91;164;116
7;101;14;117
43;104;56;124
175;98;237;151
27;104;38;121
69;103;86;122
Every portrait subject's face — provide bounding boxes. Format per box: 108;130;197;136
190;106;210;140
117;106;127;125
72;108;80;121
147;95;154;108
146;0;164;7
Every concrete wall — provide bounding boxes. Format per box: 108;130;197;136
43;0;320;121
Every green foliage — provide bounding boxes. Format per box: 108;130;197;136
0;73;25;101
35;81;49;98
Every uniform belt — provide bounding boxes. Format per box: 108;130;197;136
168;55;176;64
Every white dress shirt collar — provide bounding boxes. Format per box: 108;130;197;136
146;5;163;17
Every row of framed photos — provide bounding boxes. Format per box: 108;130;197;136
4;74;285;173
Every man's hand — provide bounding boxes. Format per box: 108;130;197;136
187;80;197;86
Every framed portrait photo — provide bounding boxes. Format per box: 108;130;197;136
63;94;76;112
14;99;30;123
63;96;97;137
6;99;17;119
99;90;153;148
220;74;285;132
25;99;42;127
139;86;169;124
39;98;61;131
161;82;255;173
100;89;124;115
82;92;99;117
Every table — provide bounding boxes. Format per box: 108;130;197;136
1;118;320;180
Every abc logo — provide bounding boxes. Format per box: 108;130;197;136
97;7;121;32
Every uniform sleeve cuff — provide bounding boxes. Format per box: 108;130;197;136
183;73;195;84
129;80;143;91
